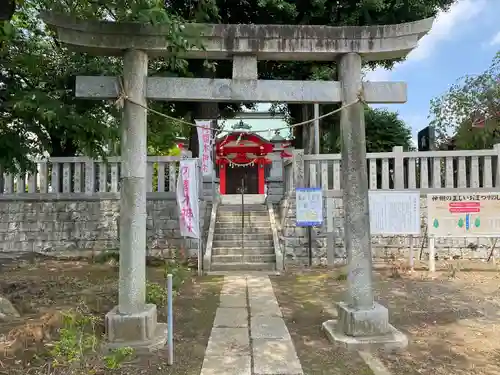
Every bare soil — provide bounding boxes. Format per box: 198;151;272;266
270;273;374;375
0;258;222;374
271;261;500;375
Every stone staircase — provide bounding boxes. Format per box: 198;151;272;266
211;198;276;271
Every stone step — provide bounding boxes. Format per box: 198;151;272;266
214;228;273;235
215;216;269;224
210;262;276;271
212;254;276;263
218;204;268;212
218;208;269;214
216;214;269;220
215;218;271;227
212;247;275;256
216;215;269;222
217;213;269;219
213;233;273;241
212;239;274;248
220;195;266;205
215;222;271;229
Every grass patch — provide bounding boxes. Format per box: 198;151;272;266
0;259;223;375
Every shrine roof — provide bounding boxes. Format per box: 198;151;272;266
216;131;272;146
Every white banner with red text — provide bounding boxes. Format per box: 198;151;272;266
176;159;200;239
196;120;213;177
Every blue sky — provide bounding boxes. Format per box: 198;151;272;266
234;0;500;144
365;0;500;144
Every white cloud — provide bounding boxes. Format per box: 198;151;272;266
489;31;500;46
364;67;392;81
364;0;487;82
409;0;486;62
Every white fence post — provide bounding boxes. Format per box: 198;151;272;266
494;143;500;187
392;146;404;189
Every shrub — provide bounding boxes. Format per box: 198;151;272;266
49;303;134;373
146;281;168;307
164;260;191;291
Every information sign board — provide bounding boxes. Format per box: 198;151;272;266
427;192;500;237
369;191;420;235
296;188;323;227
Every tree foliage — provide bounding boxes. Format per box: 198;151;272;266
0;0;208;172
1;0;457;172
429;52;500;150
322;106;413;153
1;3;123;172
166;0;456;150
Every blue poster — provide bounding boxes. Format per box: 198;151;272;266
296;188;323;227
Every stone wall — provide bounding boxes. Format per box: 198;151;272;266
279;197;495;266
0;195;209;257
266;178;284;204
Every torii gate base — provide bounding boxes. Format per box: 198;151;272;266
43;12;433;352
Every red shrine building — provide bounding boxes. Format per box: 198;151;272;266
215;125;292;195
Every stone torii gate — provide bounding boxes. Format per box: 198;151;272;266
43;12;433;350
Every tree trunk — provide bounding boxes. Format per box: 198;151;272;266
49;134;79;157
189;103;219;157
0;0;15;21
48;133;79;193
189;67;219;157
302;104;315;155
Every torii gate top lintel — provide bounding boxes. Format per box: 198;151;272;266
42;12;433;62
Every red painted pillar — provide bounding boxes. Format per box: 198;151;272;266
258;163;265;194
219;164;226;194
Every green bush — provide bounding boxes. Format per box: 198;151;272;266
49;304;134;373
164;260;191;291
145;261;191;306
146;281;168;307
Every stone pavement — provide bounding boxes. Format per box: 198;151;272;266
200;275;303;375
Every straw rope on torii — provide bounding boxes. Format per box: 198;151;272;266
114;76;366;135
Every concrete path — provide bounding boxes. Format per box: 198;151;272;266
200;275;303;375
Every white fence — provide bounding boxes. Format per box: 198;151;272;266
4;144;500;196
284;144;500;194
0;156;183;194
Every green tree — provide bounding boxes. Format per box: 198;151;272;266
0;0;209;172
165;0;457;151
1;5;120;172
429;51;500;150
0;0;15;21
2;0;456;173
322;106;413;153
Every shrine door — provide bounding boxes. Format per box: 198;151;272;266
226;165;259;194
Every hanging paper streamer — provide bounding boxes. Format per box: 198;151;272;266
223;156;257;167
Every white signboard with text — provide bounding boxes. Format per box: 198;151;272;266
427;192;500;237
176;159;200;239
196;120;213;177
369;190;420;235
296;188;323;227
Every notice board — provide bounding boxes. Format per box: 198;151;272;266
296;188;323;227
369;190;420;235
427;192;500;237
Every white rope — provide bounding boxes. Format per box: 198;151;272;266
115;76;364;134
